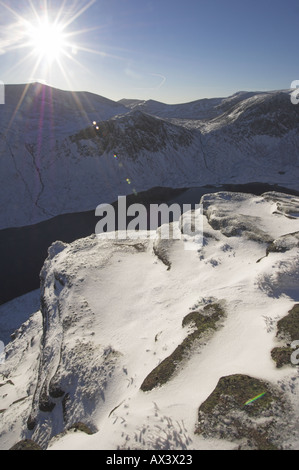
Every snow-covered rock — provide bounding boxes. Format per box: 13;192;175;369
1;191;299;450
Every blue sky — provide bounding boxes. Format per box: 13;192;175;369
0;0;298;103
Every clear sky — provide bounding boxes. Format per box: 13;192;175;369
0;0;298;104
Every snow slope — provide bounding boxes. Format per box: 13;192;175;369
0;85;298;229
1;191;299;450
0;290;40;345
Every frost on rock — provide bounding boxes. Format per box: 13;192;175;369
1;191;299;450
263;192;299;219
266;232;299;255
258;253;299;300
202;192;273;242
26;236;121;448
47;241;68;260
195;374;292;450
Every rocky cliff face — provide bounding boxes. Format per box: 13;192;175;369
26;238;122;446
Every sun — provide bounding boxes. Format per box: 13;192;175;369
27;19;67;63
0;0;101;78
0;0;124;100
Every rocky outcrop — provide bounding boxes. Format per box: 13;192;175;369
140;302;226;392
71;110;195;159
195;374;291;450
27;239;120;447
202;192;273;242
9;439;42;451
1;191;299;450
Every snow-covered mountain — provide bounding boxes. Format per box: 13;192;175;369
119;91;269;120
0;84;298;229
1;84;299;451
1;191;299;450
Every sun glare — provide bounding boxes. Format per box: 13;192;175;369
0;0;101;82
27;20;66;62
0;0;109;135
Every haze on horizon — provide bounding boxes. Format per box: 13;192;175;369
0;0;298;104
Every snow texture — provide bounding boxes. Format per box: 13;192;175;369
1;191;299;450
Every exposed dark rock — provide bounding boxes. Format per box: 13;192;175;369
271;305;299;368
68;422;96;435
141;303;225;392
195;374;287;450
9;439;42;451
271;347;294;368
276;304;299;343
27;415;37;431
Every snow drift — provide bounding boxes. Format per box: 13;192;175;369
1;191;299;450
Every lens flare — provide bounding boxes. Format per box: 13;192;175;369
0;0;107;85
244;392;266;406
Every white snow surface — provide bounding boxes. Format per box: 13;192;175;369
1;191;299;450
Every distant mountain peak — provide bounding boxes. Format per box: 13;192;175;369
0;86;298;229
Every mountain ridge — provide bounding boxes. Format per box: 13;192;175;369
1;83;299;451
0;84;298;230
